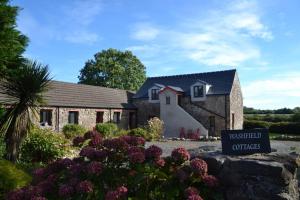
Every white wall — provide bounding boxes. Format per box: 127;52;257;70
159;89;208;138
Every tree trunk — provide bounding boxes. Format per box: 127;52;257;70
5;138;19;162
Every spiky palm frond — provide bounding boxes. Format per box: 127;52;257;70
0;59;51;161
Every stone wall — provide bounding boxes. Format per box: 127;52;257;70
230;73;244;129
34;107;135;131
133;99;160;126
180;95;227;136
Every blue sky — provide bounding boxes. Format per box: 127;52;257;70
12;0;300;109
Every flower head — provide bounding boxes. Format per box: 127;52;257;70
58;184;74;198
171;147;190;163
190;158;207;176
187;194;203;200
88;133;102;147
84;130;100;140
184;187;199;197
73;136;85;147
145;145;162;160
155;158;165;167
128;152;145;164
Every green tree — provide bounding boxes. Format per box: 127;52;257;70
0;0;28;75
78;48;146;91
0;60;51;162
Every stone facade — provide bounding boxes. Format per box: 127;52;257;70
133;72;243;136
34;106;136;132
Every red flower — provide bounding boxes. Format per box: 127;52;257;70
202;175;219;187
88;134;102;147
171;147;190;163
190;158;207;175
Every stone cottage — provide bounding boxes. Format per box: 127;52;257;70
132;69;243;137
0;69;243;137
0;81;137;132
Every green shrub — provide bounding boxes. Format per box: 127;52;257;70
129;128;149;139
114;129;129;137
0;159;31;198
146;117;164;140
269;122;300;135
95;123;118;138
243;120;271;129
62;124;86;139
20;127;69;163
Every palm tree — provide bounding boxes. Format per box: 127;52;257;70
0;60;51;162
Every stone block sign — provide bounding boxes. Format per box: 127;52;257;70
221;129;271;155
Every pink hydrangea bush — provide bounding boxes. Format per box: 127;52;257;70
8;135;220;200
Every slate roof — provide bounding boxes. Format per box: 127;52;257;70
0;81;136;109
133;69;236;99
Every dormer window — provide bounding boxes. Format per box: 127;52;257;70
193;85;204;97
151;89;159;100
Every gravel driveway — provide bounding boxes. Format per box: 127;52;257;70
146;140;300;157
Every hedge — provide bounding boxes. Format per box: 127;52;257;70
244;120;300;135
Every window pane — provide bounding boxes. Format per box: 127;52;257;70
69;111;78;124
166;96;170;104
113;112;120;123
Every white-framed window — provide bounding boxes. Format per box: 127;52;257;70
193;85;204;97
190;82;207;101
151;89;159;100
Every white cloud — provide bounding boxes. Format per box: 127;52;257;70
131;23;160;41
243;72;300;108
64;31;100;45
129;0;272;67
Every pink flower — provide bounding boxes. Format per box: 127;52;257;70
121;135;145;146
202;175;219;187
145;145;162;160
86;161;103;175
187;194;204;200
128;152;145;164
171;147;190;163
184;187;199;197
58;184;74;197
80;146;96;159
190;158;207;175
103;138;130;152
155;158;165;167
76;180;93;194
127;146;144;155
117;186;128;197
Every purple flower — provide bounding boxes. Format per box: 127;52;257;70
145;145;162;160
68;178;79;187
120;135;145;146
76;180;94;194
59;184;74;198
88;134;102;147
190;158;207;175
30;197;47;200
37;180;54;194
60;158;74;168
184;187;199;197
94;149;108;161
69;163;83;175
6;189;24;200
202;175;219;187
86;161;103;175
80;146;96;159
73;136;85;147
103;138;129;152
128;152;145;164
187;194;203;200
171;147;190;163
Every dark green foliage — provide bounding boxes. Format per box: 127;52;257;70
269;122;300;135
0;104;5;120
245;114;292;122
244;106;297;114
243;120;271;129
129;127;148;137
0;136;5;158
0;159;31;198
0;0;28;75
78;48;146;91
62;124;86;139
0;60;51;162
20;127;69;163
95;122;118;138
291;112;300;122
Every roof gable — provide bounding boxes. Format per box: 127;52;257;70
133;69;236;99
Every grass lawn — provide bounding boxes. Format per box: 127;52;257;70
269;132;300;141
